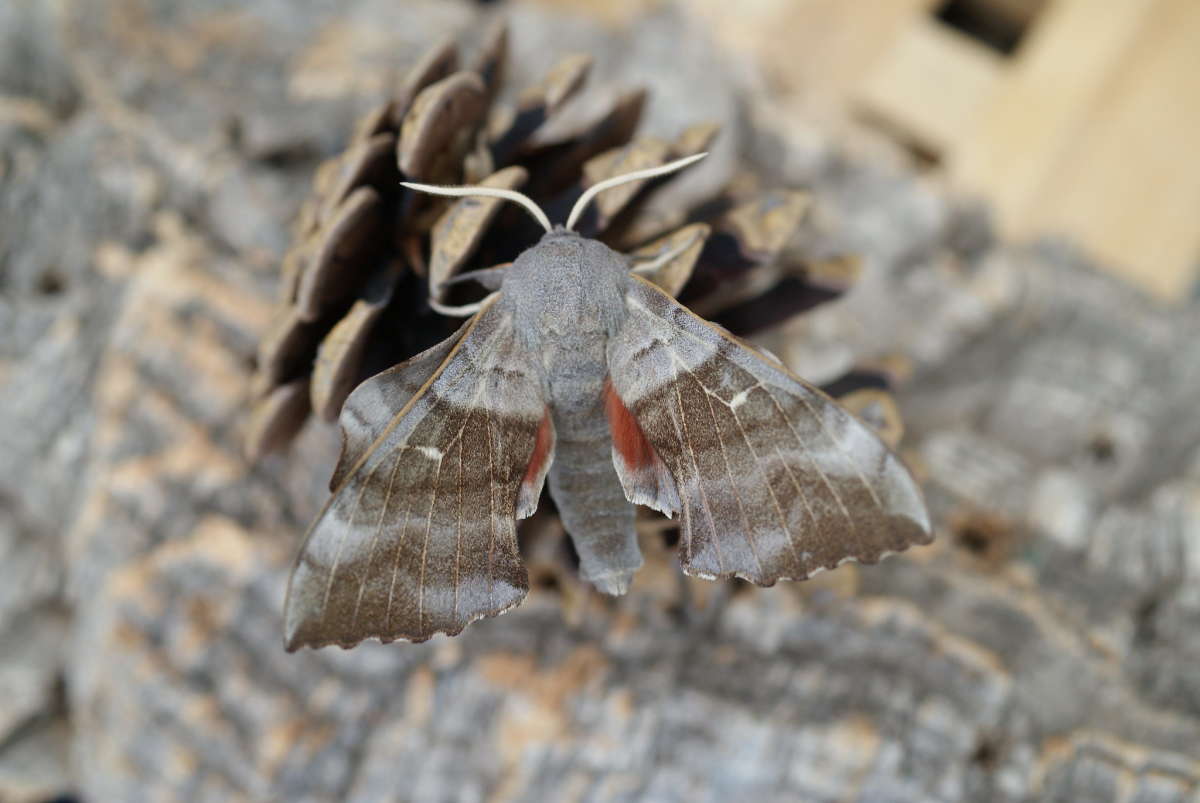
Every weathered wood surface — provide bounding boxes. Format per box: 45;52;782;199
1;1;1198;801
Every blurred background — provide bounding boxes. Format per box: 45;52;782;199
686;0;1200;302
1;0;1198;801
500;0;1200;302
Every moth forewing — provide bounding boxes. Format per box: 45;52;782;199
604;275;931;585
284;295;552;650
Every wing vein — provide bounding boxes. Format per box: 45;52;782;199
352;449;405;628
399;314;509;635
485;402;497;595
672;372;725;573
385;478;418;631
323;457;383;617
687;353;763;574
761;383;860;536
727;392;800;569
416;454;443;633
454;407;467;621
767;436;821;542
790;391;887;514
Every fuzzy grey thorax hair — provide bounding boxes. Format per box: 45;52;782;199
501;228;631;349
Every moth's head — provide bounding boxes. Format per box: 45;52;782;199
541;225;583;240
499;224;630;336
507;225;628;287
401;153;707;317
510;226;591;271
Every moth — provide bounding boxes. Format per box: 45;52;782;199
283;153;932;650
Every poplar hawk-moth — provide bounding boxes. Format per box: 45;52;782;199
283;154;932;650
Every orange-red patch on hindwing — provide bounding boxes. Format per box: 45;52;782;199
523;410;554;487
517;409;555;518
603;378;658;472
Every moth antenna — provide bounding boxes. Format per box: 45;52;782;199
401;182;552;233
429;291;499;316
428;291;500;318
630;230;705;277
439;264;509;292
566;152;708;233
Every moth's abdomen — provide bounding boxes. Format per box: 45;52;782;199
537;333;641;594
547;397;643;595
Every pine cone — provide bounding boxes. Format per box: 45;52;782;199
246;23;902;466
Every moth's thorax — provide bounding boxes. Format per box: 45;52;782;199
501;229;630;421
501;229;630;346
